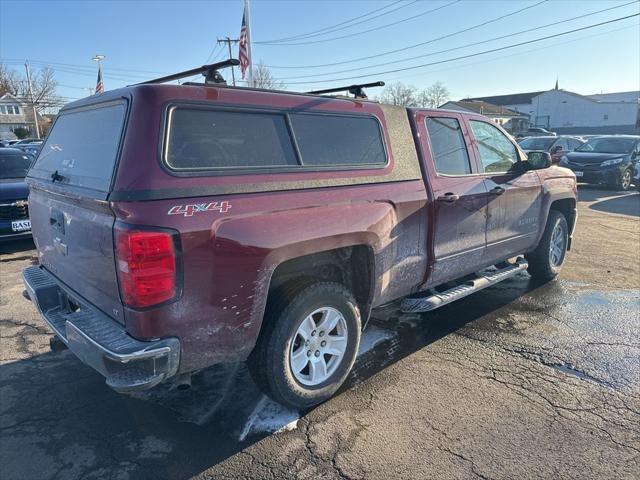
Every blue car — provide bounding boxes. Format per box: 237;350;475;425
559;135;640;191
0;148;34;241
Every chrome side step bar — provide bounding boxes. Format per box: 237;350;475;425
401;258;529;313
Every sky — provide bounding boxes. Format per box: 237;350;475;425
0;0;638;105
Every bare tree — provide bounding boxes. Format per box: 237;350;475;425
251;61;285;90
378;82;417;106
0;63;21;97
0;63;62;113
417;81;450;108
28;67;62;112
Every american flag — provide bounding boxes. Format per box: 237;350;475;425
95;65;104;94
239;3;250;80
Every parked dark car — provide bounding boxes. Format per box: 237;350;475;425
14;138;43;145
518;135;585;163
16;142;42;157
559;135;640;190
21;63;577;409
0;148;33;240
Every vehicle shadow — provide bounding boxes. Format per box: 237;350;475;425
577;185;635;202
0;273;557;480
588;192;640;217
0;238;36;256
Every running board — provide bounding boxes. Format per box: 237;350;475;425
401;258;529;313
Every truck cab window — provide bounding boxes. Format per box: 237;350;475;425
425;117;471;175
470;120;517;173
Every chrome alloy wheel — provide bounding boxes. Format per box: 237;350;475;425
289;307;348;386
549;221;566;267
621;169;632;190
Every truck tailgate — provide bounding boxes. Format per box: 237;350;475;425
29;185;124;323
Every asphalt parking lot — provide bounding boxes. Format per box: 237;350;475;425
1;187;638;480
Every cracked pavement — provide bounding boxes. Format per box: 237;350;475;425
1;187;639;479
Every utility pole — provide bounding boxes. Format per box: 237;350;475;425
24;61;41;139
217;37;239;86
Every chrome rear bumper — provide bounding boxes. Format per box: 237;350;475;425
22;265;180;393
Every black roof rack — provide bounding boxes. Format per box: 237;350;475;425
307;81;385;99
135;59;240;86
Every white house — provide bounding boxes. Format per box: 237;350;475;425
465;89;640;135
0;93;39;140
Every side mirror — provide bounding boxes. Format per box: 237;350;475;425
526;151;552;170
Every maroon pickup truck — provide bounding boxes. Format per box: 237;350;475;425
22;63;577;409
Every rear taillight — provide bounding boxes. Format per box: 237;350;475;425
115;227;179;308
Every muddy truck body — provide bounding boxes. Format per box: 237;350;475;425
23;77;577;408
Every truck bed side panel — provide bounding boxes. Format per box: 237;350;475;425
114;180;427;372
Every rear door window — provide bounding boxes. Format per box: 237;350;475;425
165;108;298;170
289;114;386;167
29;101;127;192
425;117;472;175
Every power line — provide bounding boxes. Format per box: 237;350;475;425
0;58;169;76
204;43;223;64
1;61;147;82
264;0;554;68
256;0;462;46
276;2;640;81
379;24;637;86
56;83;93;90
256;0;414;44
283;13;639;85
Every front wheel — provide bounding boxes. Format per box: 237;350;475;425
613;168;633;191
248;282;361;409
526;210;568;282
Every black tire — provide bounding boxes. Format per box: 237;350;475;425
248;281;361;410
525;210;568;282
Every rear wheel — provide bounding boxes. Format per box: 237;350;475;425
248;282;361;409
526;210;568;282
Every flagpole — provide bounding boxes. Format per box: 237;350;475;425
244;0;253;88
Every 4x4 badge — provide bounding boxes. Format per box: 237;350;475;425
168;201;232;217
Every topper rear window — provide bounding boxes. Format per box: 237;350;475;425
29;100;127;192
163;106;387;172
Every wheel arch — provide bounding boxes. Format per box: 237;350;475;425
266;244;376;327
548;197;577;250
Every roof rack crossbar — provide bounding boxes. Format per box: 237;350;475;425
307;81;385;99
136;59;240;86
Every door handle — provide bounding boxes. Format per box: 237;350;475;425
437;193;460;203
489;186;505;196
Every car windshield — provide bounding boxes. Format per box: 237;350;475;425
519;137;555;150
0;152;32;179
576;137;637;154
